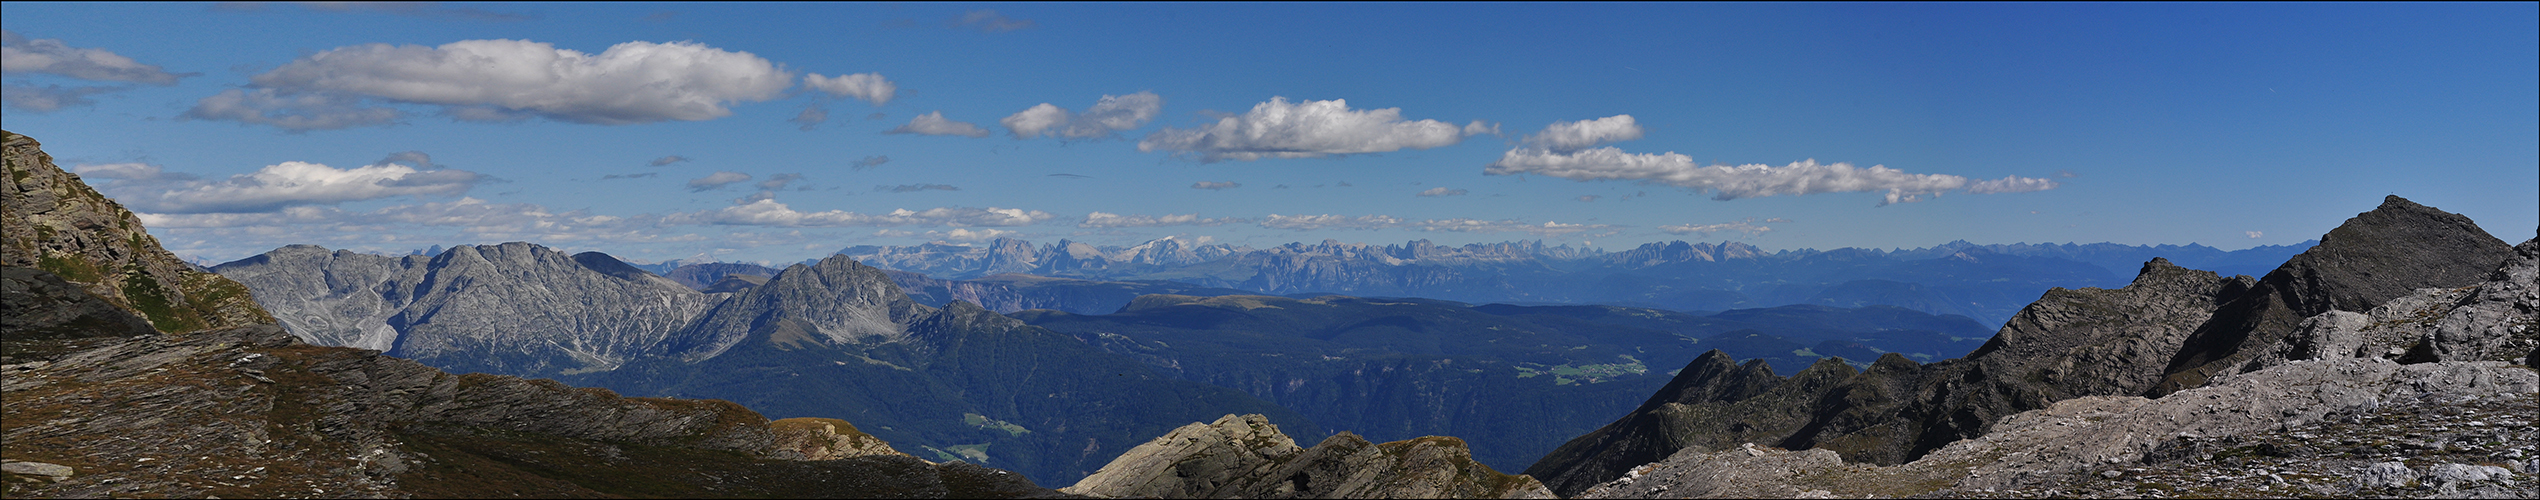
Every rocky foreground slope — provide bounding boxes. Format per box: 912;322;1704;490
0;324;1056;498
1525;196;2526;496
1562;230;2540;498
1063;414;1554;499
0;130;1063;498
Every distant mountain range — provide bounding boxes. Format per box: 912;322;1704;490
835;236;2313;327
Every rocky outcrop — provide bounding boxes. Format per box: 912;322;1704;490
2156;195;2515;394
2258;234;2540;369
212;243;717;377
1574;358;2538;499
1;130;272;333
1526;196;2517;496
1065;414;1554;499
1;266;156;345
0;324;1062;498
768;417;909;460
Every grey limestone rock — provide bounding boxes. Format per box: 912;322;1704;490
2;130;273;333
214;242;716;377
1066;413;1554;499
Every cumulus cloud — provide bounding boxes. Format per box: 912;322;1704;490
877;183;958;193
1001;91;1163;140
189;39;791;129
181;88;401;131
1079;212;1246;228
804;72;894;105
666;199;1055;227
649;155;692;166
686;171;751;191
1661;221;1772;237
1488;116;2059;205
1525;115;1643;152
1192;181;1240;190
952;10;1035;32
90;158;488;213
2;30;192;84
758;173;805;190
2;83;123;112
1416;187;1467;197
886;111;990;137
852;156;891;170
1138;97;1479;162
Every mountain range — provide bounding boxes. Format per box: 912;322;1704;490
10;127;2532;498
835;235;2312;327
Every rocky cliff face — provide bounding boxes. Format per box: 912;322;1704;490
1064;414;1555;499
1524;196;2519;496
0;324;1060;498
1572;357;2537;499
2;130;272;333
2155;195;2515;394
212;243;717;377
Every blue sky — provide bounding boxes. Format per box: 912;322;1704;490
5;2;2533;265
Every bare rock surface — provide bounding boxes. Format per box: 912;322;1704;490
1575;358;2537;499
1065;414;1554;499
0;324;1065;498
2;130;272;333
1527;197;2516;496
212;243;717;377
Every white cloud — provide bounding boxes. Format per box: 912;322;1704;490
1661;222;1773;237
1138;97;1478;162
804;72;894;105
1764;217;1792;223
92;159;487;213
1415;187;1467;197
1525;115;1642;152
181;88;402;131
687;171;752;191
666;199;1055;227
1489;150;2058;206
193;39;790;128
2;30;190;84
886;111;990;137
1079;212;1245;228
1001;91;1163;139
2246;231;2263;239
1191;181;1240;190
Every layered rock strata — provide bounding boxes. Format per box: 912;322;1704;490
1;130;272;333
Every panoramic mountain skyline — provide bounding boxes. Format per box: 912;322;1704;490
4;2;2532;265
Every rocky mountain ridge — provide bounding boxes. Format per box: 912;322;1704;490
1523;195;2525;496
1063;414;1554;499
210;243;718;378
2;130;272;333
